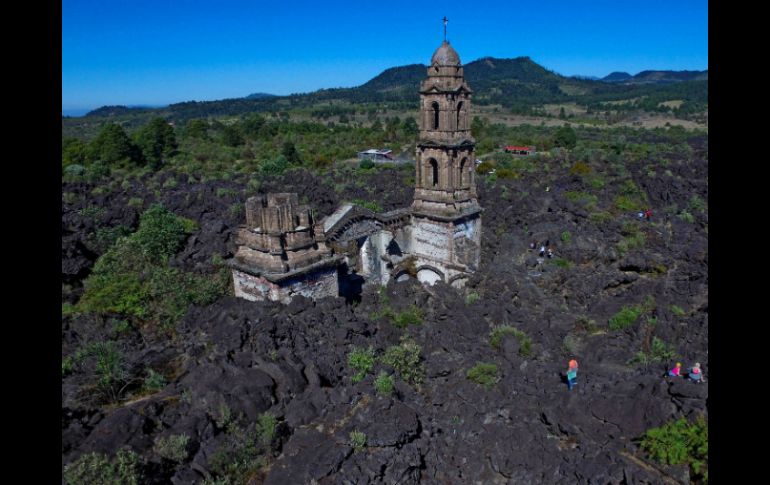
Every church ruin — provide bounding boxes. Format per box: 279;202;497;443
230;39;482;303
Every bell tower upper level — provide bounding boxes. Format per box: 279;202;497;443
419;41;473;145
412;36;479;218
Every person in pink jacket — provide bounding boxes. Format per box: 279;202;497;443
688;362;703;383
667;362;682;377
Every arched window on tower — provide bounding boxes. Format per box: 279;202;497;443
460;157;468;186
432;102;440;130
429;159;439;187
456;101;464;130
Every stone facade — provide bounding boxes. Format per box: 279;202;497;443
230;41;482;303
229;193;342;303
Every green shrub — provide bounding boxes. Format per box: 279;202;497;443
564;191;599;209
589;211;613;224
678;210;695;223
78;205;106;221
465;292;480;305
374;371;395;396
348;346;375;383
359;159;375;169
489;325;532;356
246;177;262;194
62;356;75;377
112;319;132;337
229;203;244;217
349;430;367;452
630;337;677;367
77;211;229;333
688;195;707;213
86;225;132;254
128;197;143;208
134;205;189;261
614;195;643;212
64;164;86;177
670;305;687;317
382;338;424;384
560;231;571;243
63;447;143;485
550;257;571;268
466;362;498;388
608;305;642;330
208;419;268;483
257;413;277;444
392;305;423;328
144;368;167;392
154;434;190;462
216;187;238;198
62;192;80;204
640;416;708;482
351;198;383;213
569;161;591;175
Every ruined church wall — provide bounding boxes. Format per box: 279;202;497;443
232;267;338;304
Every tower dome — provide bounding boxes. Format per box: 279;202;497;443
431;41;461;66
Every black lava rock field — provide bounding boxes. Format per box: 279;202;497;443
62;134;708;484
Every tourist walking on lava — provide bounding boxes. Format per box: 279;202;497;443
566;359;578;390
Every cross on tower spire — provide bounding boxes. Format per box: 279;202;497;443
443;16;448;41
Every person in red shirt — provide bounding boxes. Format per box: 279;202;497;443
644;208;653;221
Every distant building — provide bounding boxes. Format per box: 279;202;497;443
358;148;393;163
504;145;536;156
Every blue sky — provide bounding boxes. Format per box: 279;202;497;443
62;0;708;114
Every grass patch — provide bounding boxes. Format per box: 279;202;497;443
617;221;646;255
349;430;367;452
351;198;383;213
63;447;143;485
489;325;532;357
670;305;687;317
466;362;499;388
550;257;571;268
381;337;424;385
564;191;598;207
348;346;375;383
629;337;677;368
374;371;395;396
608;305;643;330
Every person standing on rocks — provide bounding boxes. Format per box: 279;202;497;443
566;359;578;390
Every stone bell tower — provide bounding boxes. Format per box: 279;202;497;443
409;33;482;288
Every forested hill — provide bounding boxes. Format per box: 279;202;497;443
602;70;708;84
67;57;707;132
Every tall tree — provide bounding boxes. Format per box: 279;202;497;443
87;123;142;166
62;137;88;167
241;114;266;138
554;124;577;149
184;119;209;140
134;118;177;170
221;125;244;147
282;140;302;165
